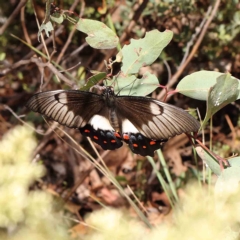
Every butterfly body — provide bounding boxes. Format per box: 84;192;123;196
26;86;200;156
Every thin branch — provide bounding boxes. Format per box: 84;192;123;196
30;57;76;87
3;105;45;135
179;5;212;67
55;0;81;64
0;0;28;34
96;0;149;72
44;0;84;86
32;0;50;60
157;0;221;100
20;5;32;45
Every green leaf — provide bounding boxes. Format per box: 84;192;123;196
50;14;64;24
195;146;221;176
76;19;119;49
115;175;127;183
202;73;239;128
80;72;107;91
176;70;240;101
228;157;240;167
215;166;240;194
37;0;54;41
120;30;173;75
105;71;159;96
38;21;54;41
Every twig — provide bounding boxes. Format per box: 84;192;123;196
44;0;84;86
119;0;149;44
3;105;45;135
20;5;32;45
62;42;88;61
96;0;149;72
127;185;148;214
225;114;237;141
63;150;110;203
196;139;230;170
23;27;64;60
30;57;76;87
55;0;82;64
157;0;221;100
0;0;28;34
179;6;212;67
31;0;50;60
163;60;172;83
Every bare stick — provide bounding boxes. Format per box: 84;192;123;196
157;0;221;100
0;0;28;34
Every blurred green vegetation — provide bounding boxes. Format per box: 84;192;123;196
0;126;69;240
1;126;240;239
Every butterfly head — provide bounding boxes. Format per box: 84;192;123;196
102;86;116;107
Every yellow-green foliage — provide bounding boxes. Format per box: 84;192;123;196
2;126;240;240
83;208;147;240
84;184;240;240
0;126;69;240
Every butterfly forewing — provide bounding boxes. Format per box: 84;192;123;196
26;90;104;128
115;96;200;140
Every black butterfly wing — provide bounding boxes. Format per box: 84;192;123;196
26;90;123;150
26;90;102;128
115;96;200;156
79;124;122;150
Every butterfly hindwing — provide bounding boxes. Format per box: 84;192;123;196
80;114;123;150
122;131;166;157
80;124;122;150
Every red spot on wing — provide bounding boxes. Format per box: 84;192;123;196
133;143;138;148
114;132;121;138
111;140;116;143
123;134;129;140
84;129;90;133
150;141;156;145
104;141;107;144
93;136;98;140
143;146;147;149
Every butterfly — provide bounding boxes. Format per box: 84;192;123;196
26;86;200;156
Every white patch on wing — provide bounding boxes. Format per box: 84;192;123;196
122;119;139;133
44;101;58;115
56;105;68;122
149;102;162;115
72;115;85;128
63;111;75;125
50;103;64;118
89;115;114;131
58;92;68;104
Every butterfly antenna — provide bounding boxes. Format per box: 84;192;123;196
115;78;138;96
128;80;136;96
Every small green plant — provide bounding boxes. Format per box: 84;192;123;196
0;126;69;240
83;183;240;240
